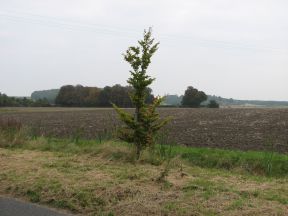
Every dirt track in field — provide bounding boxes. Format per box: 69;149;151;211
1;108;288;153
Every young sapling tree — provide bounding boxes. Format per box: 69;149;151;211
113;28;169;159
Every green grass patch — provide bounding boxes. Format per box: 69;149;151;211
183;178;230;200
262;190;288;204
169;145;288;177
1;128;288;178
227;198;246;210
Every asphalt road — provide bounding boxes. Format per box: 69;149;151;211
0;197;71;216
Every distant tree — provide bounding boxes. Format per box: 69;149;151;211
96;85;131;107
0;93;9;106
113;28;169;159
84;87;101;107
207;100;219;108
31;89;59;104
21;97;30;107
163;95;182;106
89;85;154;108
55;85;76;106
33;98;51;107
98;86;112;107
109;84;132;107
181;86;207;108
144;87;155;104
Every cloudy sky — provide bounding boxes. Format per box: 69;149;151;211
0;0;287;100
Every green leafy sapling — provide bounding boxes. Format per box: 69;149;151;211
113;28;170;159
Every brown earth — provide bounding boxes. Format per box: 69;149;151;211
0;107;288;153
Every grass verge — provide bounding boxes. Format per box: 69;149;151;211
0;140;288;215
0;127;288;215
5;134;288;178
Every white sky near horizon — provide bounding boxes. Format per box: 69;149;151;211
0;0;287;100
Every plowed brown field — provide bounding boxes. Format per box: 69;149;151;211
1;107;288;153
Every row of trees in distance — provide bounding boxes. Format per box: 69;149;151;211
0;93;50;107
55;84;154;107
55;85;218;108
0;85;219;108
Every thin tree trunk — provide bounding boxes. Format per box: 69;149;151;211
135;105;140;160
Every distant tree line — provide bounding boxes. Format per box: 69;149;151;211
0;93;50;107
55;84;154;107
54;85;219;108
1;85;220;108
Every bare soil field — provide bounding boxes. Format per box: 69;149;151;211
0;107;288;153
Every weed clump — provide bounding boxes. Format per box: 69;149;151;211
0;118;27;147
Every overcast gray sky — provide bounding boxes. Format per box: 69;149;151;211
0;0;287;100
